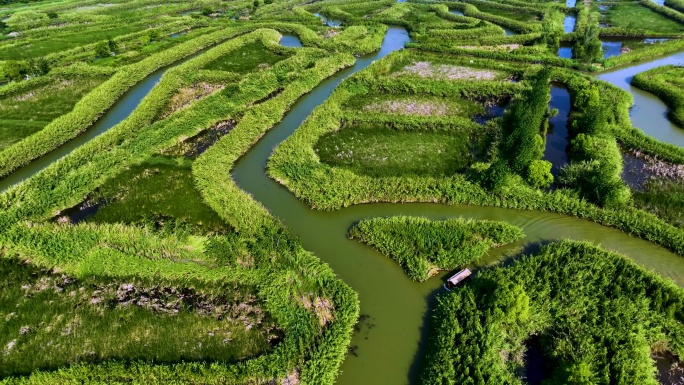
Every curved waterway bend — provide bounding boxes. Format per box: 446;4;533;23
234;28;684;384
0;45;218;193
596;50;684;147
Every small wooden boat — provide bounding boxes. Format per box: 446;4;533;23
443;268;472;291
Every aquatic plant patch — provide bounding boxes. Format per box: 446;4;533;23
0;26;360;382
315;124;491;178
392;61;505;81
81;156;228;235
0;75;108;150
606;3;684;33
634;178;684;229
202;41;292;74
470;1;539;22
420;240;684;384
344;93;486;118
0;255;279;378
349;216;524;281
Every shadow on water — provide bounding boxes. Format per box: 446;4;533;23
407;285;443;384
543;84;571;177
654;351;684;385
524;336;552;385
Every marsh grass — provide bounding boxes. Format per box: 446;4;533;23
472;3;539;22
606;4;684;33
0;76;108;149
634;179;684;228
343;93;485;117
86;156;228;234
349;216;524;281
0;25;146;59
202;41;291;74
315;124;487;177
0;256;279;378
92;29;217;68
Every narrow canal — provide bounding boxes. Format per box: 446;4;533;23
597;50;684;146
543;85;571;176
1;24;683;385
233;28;684;384
0;43;223;192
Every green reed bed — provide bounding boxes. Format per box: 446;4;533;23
666;0;684;13
333;0;395;17
202;41;292;74
469;1;540;22
315;124;485;177
0;26;361;382
0;256;279;378
0;74;108;150
82;156;228;235
605;3;684;33
420;240;684;384
0;26;263;179
349;216;524;281
634;179;684;229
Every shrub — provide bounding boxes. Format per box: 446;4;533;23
420;240;684;384
349;216;524;281
526;159;553;189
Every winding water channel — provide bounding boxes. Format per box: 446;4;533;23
0;45;219;192
2;25;684;384
233;29;684;384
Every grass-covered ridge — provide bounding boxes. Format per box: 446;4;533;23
631;65;684;129
0;255;280;378
0;18;366;382
420;240;684;384
349;216;524;281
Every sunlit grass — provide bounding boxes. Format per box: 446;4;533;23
0;76;108;149
87;156;228;234
315;125;485;177
0;256;280;378
202;41;291;74
607;4;684;32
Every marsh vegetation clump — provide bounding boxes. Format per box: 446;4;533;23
0;256;282;378
421;241;684;384
393;61;501;81
349;216;524;281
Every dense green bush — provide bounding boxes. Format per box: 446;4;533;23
560;82;630;207
526;159;553;189
421;240;684;384
348;216;524;281
495;68;550;176
572;6;602;64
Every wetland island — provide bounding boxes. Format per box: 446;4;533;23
1;0;684;383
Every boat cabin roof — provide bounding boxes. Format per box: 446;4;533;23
447;268;472;285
